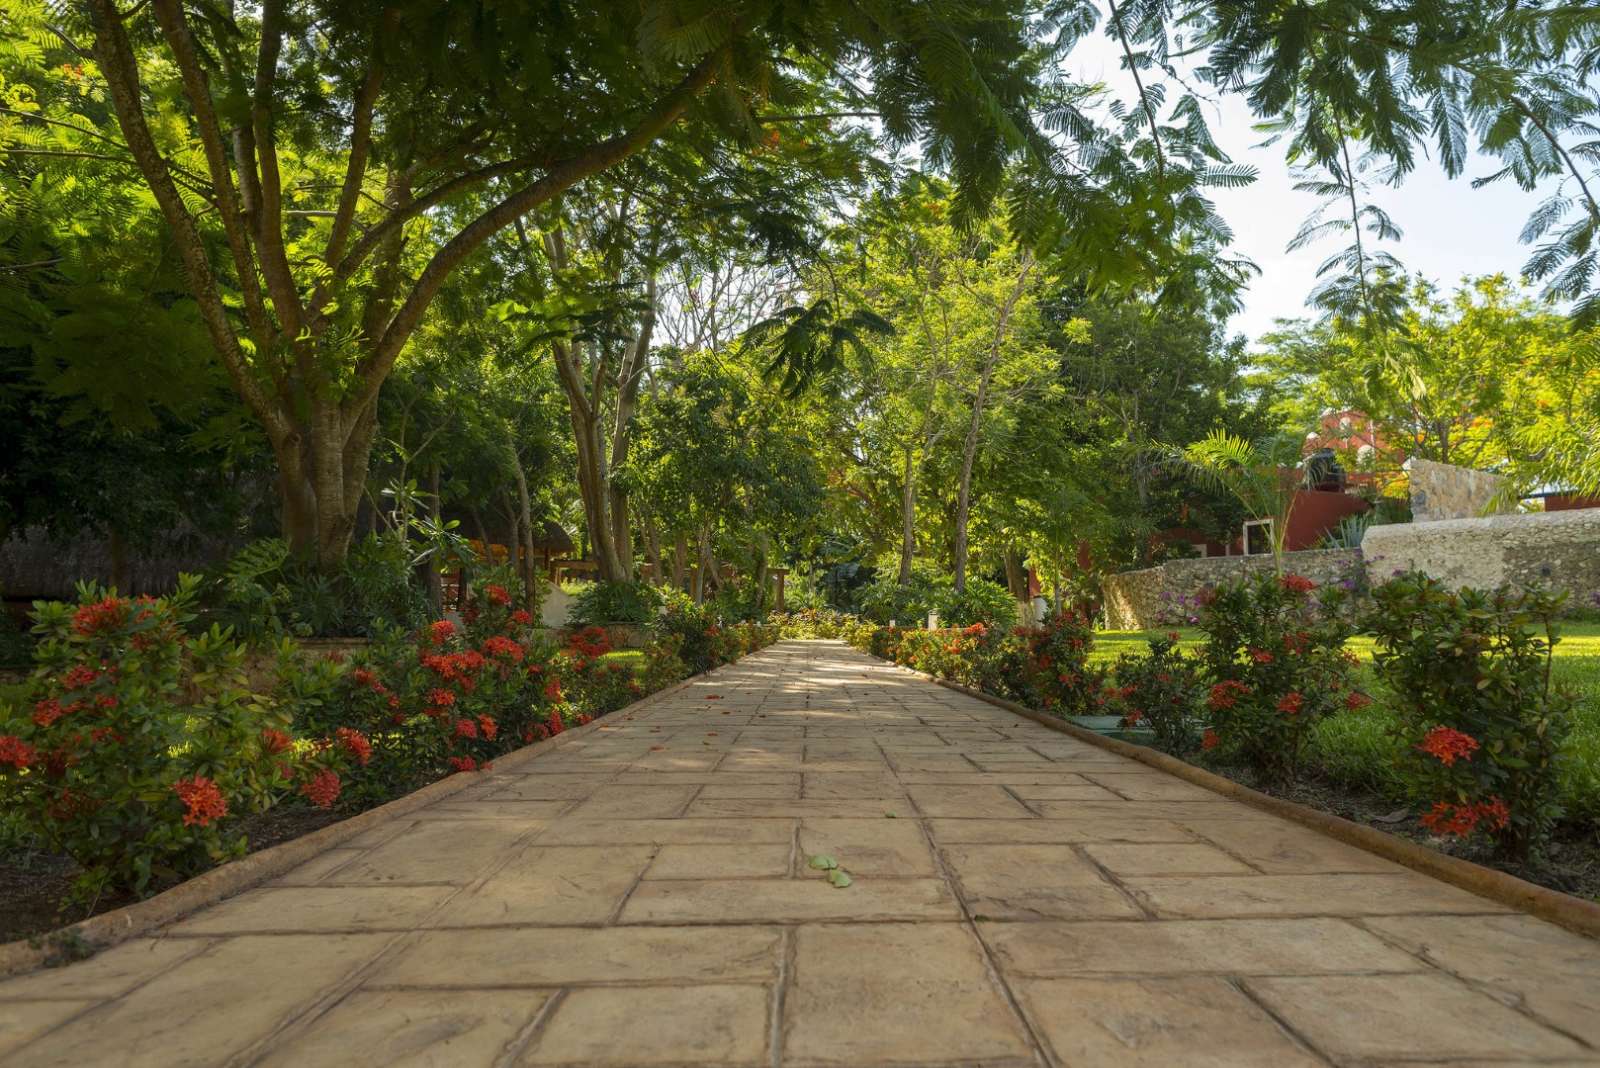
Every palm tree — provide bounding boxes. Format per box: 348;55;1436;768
1172;431;1307;569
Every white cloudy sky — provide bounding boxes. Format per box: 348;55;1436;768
1066;28;1564;343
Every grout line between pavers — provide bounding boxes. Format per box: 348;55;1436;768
769;925;796;1068
1230;975;1341;1066
912;810;1054;1068
494;985;568;1068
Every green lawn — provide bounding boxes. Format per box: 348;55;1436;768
1095;624;1600;821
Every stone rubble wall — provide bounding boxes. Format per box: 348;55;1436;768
1406;457;1513;522
1101;549;1363;630
1361;508;1600;603
1102;509;1600;629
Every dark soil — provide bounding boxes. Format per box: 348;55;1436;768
1205;759;1600;903
0;805;347;944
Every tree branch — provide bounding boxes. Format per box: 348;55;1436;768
346;44;729;421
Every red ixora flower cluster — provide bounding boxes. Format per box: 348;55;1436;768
1416;725;1480;767
260;728;293;755
0;734;37;770
1200;729;1221;751
425;619;457;645
482;635;525;661
1249;647;1275;664
1275;691;1305;715
1420;796;1510;837
422;650;487;685
483;584;512;606
1207;679;1251;710
172;776;228;827
61;664;101;691
72;596;127;636
32;697;73;728
1279;573;1317;594
963;622;987;638
568;626;612;660
1345;690;1373;710
448;755;479;773
301;768;342;809
335;727;372;766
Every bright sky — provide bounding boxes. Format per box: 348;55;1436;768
1068;28;1564;344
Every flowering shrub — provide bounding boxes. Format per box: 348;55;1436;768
1106;633;1206;754
1368;573;1572;859
1007;612;1106;717
655;594;776;675
1195;570;1358;783
0;580;293;900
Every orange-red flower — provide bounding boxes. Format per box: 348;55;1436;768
1417;726;1479;767
61;665;100;691
260;728;293;755
1279;574;1316;594
1200;729;1221;751
1207;680;1250;710
484;584;512;606
1345;690;1373;710
72;596;127;636
335;727;372;766
477;715;497;741
301;768;341;809
173;776;227;827
1276;691;1304;715
0;734;36;770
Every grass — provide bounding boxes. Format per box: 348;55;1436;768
1094;623;1600;823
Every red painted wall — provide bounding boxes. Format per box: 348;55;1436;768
1284;490;1371;550
1545;494;1600;512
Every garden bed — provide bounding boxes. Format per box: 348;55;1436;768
0;805;344;943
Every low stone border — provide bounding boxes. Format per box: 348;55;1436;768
0;657;737;979
885;660;1600;940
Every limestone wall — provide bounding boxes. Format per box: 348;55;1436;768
1101;549;1363;630
1361;508;1600;602
1406;458;1511;522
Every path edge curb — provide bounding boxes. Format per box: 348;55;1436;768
895;661;1600;939
0;655;741;979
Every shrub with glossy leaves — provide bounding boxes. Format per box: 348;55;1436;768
0;578;293;900
1195;571;1358;784
1369;573;1572;860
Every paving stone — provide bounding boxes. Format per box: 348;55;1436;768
1082;772;1226;801
941;843;1144;920
7;934;389;1068
1083;842;1257;876
1248;974;1588;1060
783;923;1034;1066
1181;819;1406;874
697;780;802;799
370;925;782;986
1123;872;1507;918
798;817;938;875
645;843;793;879
984;917;1423;976
1005;782;1125;800
534;817;794;845
437;845;654;926
0;1001;92;1059
562;784;699;819
686;797;908;818
0;937;212;1001
906;784;1036;818
168;884;454;933
520;985;769;1065
620;877;961;923
258;989;548;1066
927;817;1197;844
802;773;909;799
1016;976;1324;1067
1363;914;1600;1046
323;818;545;884
485;775;613;800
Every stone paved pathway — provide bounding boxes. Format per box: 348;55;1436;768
2;639;1597;1067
